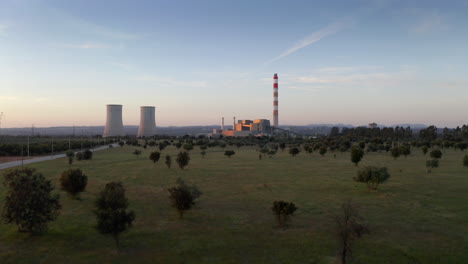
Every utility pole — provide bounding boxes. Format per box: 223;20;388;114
0;112;4;137
27;136;30;158
51;138;54;156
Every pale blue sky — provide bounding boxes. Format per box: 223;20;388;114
1;0;467;127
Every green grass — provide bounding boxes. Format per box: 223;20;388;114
0;145;467;263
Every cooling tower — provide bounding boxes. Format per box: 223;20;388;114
103;104;125;137
137;106;156;137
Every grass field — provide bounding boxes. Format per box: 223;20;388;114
0;145;467;263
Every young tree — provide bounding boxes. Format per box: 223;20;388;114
94;182;135;250
2;168;61;234
175;142;182;149
224;150;235;158
200;150;206;158
183;143;194;152
319;146;328;156
271;201;297;228
133;149;142;159
167;178;201;218
165;155;172;168
158;142;167;152
430;149;442;159
289;147;300;157
426;159;439;173
60;168;88;199
334;201;369;264
118;141;125;147
353;166;390;190
83;149;93;160
401;145;411;157
66;150;75;165
149;151;161;163
391;147;401;160
463;155;468;167
350;147;364;166
422;146;428;155
176;151;190;170
279;142;286;152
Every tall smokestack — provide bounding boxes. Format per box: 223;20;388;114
221;117;225;130
103;104;125;137
233;117;236;130
137;106;156;137
273;73;279;127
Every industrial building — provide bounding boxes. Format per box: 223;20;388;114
210;73;278;137
103;104;125;137
137;106;156;137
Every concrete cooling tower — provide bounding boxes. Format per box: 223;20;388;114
137;106;156;137
103;104;125;137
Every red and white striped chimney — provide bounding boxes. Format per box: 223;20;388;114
273;73;279;127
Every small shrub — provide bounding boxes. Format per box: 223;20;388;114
176;151;190;170
354;166;390;190
76;152;83;161
272;201;297;228
168;178;201;218
224;150;235;158
319;146;327;156
66;150;74;165
351;146;364;166
149;151;161;163
165;155;172;168
133;149;142;158
289;147;300;157
200;150;206;158
391;147;400;160
430;149;442;159
422;146;428;155
426;159;439;173
464;155;468;167
60;168;88;199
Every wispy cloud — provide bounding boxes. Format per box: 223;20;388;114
408;9;447;34
55;42;123;49
267;19;353;64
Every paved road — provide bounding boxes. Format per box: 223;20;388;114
0;144;118;171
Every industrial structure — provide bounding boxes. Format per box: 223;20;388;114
273;73;279;127
209;73;279;137
137;106;156;137
103;104;125;137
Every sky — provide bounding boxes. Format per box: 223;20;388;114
1;0;467;128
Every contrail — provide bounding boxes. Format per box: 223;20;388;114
267;19;352;64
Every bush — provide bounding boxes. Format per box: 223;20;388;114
149;151;161;163
77;149;93;161
200;150;206;158
391;147;400;160
165;155;172;168
94;182;135;249
426;159;439;173
2;168;61;234
351;146;364;166
183;143;193;151
224;150;235;158
272;201;297;228
319;146;327;156
176;151;190;170
354;166;390;190
168;178;201;218
133;149;142;158
464;155;468;167
76;152;83;161
289;147;300;157
59;168;88;199
66;150;75;165
422;146;428;155
430;149;442;159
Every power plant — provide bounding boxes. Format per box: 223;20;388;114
210;73;279;137
137;106;156;137
103;73;278;138
103;104;125;137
